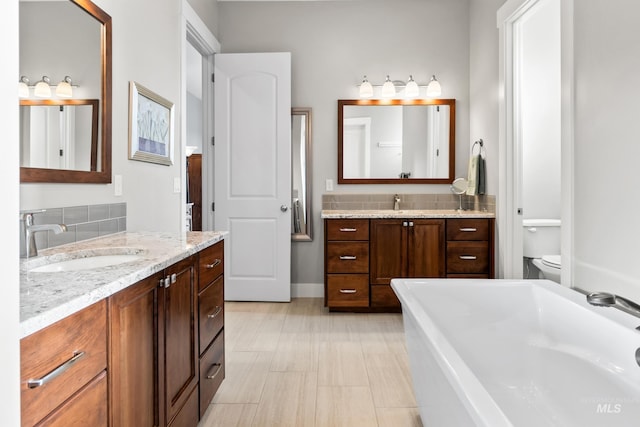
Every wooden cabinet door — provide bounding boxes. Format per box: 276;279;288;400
109;271;165;427
408;219;445;278
370;220;408;285
164;256;199;425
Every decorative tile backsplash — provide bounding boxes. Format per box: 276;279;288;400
322;193;495;213
29;203;127;251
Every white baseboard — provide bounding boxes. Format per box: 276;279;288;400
291;282;324;298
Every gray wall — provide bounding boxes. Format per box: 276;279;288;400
219;0;471;285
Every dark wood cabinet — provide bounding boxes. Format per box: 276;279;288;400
20;301;107;427
324;216;494;311
109;256;199;427
370;219;445;308
109;271;165;427
197;241;225;418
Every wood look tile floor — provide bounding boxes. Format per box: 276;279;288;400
199;298;423;427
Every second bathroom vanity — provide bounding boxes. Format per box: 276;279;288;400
323;197;495;311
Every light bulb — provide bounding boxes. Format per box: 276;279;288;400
34;76;51;98
359;75;373;98
426;75;442;97
18;76;29;98
381;75;395;98
56;76;73;98
405;75;419;98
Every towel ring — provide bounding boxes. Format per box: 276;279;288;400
472;139;486;157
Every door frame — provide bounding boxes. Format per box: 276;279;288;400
181;2;220;231
497;0;574;284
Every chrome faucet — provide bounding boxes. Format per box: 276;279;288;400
393;194;401;211
20;211;67;258
586;292;640;321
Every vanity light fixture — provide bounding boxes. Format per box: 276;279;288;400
359;75;373;98
18;76;30;98
381;75;396;98
34;76;52;98
56;76;73;98
405;75;419;98
357;74;442;99
426;75;442;97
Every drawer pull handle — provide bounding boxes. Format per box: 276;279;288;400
206;363;223;380
339;289;357;294
460;228;477;232
459;255;477;260
27;351;85;389
206;259;222;269
339;255;357;260
339;228;357;232
207;306;223;319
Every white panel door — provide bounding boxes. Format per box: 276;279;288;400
215;52;291;302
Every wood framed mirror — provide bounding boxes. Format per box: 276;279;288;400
338;99;455;184
292;108;312;241
19;0;112;183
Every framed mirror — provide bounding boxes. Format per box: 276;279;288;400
292;108;313;241
338;99;455;184
19;0;112;183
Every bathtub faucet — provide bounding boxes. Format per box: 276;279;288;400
586;292;640;321
394;194;401;211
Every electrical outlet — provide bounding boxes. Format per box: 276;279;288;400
325;179;334;192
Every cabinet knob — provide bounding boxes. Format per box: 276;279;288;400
339;255;357;260
339;289;357;294
339;228;357;232
459;255;477;260
206;259;222;269
459;228;477;232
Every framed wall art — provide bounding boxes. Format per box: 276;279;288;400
128;81;174;165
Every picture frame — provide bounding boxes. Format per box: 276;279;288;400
128;81;174;166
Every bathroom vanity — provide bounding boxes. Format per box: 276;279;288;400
19;231;226;427
323;210;494;311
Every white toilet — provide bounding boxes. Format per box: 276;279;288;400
522;219;561;283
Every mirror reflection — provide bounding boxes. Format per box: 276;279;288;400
338;99;455;184
20;99;99;171
292;108;312;241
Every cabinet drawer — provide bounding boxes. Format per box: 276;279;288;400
370;285;401;308
199;241;224;291
446;219;489;241
327;274;369;307
37;371;108;427
326;219;369;241
326;242;369;273
199;275;224;354
447;241;489;274
199;330;225;419
21;300;107;427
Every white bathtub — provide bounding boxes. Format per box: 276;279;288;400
391;279;640;427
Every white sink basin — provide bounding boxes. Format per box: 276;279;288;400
28;254;142;273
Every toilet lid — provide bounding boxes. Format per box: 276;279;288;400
542;255;561;268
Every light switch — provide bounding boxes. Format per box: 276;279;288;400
114;175;123;196
173;177;181;193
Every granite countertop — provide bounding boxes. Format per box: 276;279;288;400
20;230;227;338
321;209;495;219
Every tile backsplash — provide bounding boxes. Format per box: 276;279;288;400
322;193;495;213
29;203;127;251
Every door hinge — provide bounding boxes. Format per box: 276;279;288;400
211;136;215;146
517;208;523;215
211;202;215;212
59;149;63;156
211;73;215;83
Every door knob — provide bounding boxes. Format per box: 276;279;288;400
280;205;288;212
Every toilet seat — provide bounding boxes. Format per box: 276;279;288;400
541;255;561;269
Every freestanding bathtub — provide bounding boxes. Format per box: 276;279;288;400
391;278;640;427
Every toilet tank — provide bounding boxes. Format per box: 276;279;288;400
522;219;561;258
